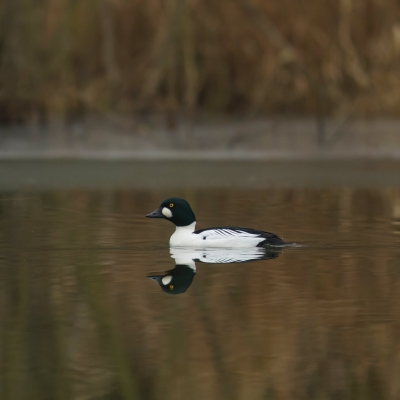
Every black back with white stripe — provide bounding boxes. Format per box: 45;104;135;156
194;226;285;246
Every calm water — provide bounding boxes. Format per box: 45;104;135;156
1;183;400;399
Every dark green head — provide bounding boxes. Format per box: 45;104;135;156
146;197;196;227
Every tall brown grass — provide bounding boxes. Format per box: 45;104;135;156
1;0;400;124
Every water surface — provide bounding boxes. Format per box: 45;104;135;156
1;184;400;400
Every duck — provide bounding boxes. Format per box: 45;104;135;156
146;197;285;248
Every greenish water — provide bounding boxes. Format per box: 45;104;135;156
1;163;400;399
0;158;400;188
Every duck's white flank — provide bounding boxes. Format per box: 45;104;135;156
169;222;266;248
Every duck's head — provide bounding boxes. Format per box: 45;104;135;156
147;265;196;295
146;197;196;227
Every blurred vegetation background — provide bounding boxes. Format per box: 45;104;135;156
1;0;400;126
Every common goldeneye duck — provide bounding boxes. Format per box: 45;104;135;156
146;197;285;248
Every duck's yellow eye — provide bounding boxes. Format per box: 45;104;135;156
169;203;174;208
169;284;174;290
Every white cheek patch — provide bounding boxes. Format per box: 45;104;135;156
162;275;173;285
162;207;173;218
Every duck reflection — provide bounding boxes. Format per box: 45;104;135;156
147;247;281;295
147;252;197;295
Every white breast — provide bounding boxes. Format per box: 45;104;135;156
169;222;197;247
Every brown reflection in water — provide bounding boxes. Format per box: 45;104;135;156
0;188;399;400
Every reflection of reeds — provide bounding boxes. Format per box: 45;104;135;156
194;277;236;400
66;200;141;400
392;188;400;235
4;253;29;400
1;0;400;124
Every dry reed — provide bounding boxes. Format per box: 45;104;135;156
0;0;400;124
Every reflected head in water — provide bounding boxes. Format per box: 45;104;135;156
147;247;282;295
147;264;196;295
146;197;286;248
